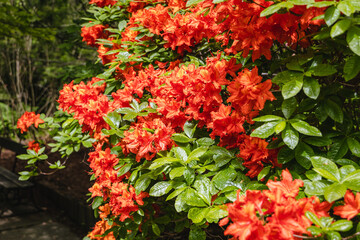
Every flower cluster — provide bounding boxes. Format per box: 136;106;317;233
57;78;113;138
27;140;40;153
81;24;107;47
334;190;360;220
17;111;44;133
220;170;332;240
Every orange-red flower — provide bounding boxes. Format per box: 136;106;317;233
334;190;360;220
109;182;148;221
17;111;44;133
221;170;331;240
89;0;117;7
81;24;107;47
27;140;40;153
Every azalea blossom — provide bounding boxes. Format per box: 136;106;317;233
17;111;44;133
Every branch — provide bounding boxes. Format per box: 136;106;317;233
343;232;360;240
292;234;318;239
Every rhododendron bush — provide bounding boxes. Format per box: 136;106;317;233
16;0;360;239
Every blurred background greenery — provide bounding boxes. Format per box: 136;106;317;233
0;0;102;140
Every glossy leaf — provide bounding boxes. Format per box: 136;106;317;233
324;6;340;26
281;78;303;99
290;120;322;137
347;137;360;157
330;19;352;38
324;182;347;202
311;156;340;182
251;121;280;138
282;125;299;149
303;77;320;99
282;97;297;119
149;181;172;197
347;26;360;56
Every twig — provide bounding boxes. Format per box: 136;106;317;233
343;232;360;240
293;234;318;239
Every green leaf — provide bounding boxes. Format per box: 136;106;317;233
289;0;314;5
340;165;356;179
260;2;294;17
167;187;187;201
290;120;322;137
172;133;191;143
187;147;208;162
328;139;349;160
337;1;355;16
336;158;360;169
303;78;320;99
149;157;179;169
324;182;347;202
281;78;303;99
282;124;299;149
305;211;322;227
206;207;228;223
344;55;360;81
135;175;151;194
194;177;212;205
324;6;340;26
272;71;303;85
282;97;297;119
311;156;340;182
196;137;215;146
183;121;197;138
275;121;286;134
149;181;172;197
347;26;360;56
173;147;188;162
325;99;343;123
253;115;284;122
189;227;206;240
92;196;103;209
295;142;314;169
307;226;322;236
277;146;295;164
304;180;329;195
174;191;187;212
82;140;93;148
118;20;127;32
330;19;352;38
212;168;237;190
117;164;131;177
342;169;360;190
188;208;209;223
326;231;342;240
17;154;32;160
257;166;271;181
184;188;207;207
331;220;353;231
184;167;195;185
303;137;332;147
170;167;185;179
308;1;334;8
152;223;161;236
310;64;337;76
347;137;360;157
186;0;205;7
251;121;280;138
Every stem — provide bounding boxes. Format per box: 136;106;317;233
343;232;360;240
292;234;318;239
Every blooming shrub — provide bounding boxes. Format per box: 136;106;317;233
16;0;360;239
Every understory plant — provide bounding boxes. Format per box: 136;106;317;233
16;0;360;239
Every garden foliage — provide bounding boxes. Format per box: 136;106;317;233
16;0;360;239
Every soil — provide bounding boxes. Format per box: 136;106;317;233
0;146;94;237
0;147;92;202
